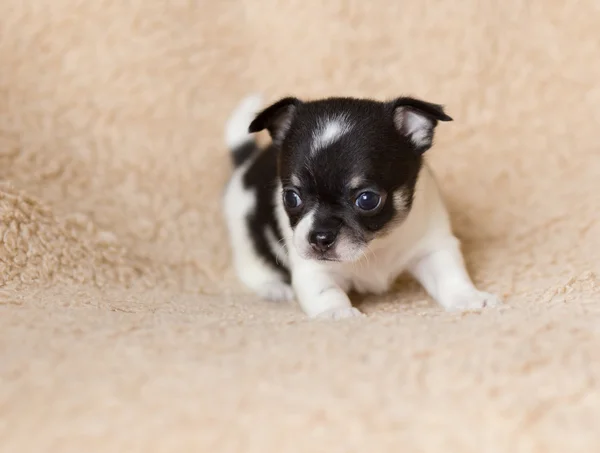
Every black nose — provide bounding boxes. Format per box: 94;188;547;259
309;230;337;252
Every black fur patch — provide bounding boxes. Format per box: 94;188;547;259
241;145;290;282
231;141;257;167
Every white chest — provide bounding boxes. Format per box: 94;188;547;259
331;230;419;295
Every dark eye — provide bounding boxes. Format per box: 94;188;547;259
283;189;303;210
355;191;381;212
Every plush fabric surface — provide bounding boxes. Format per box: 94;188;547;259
1;1;599;451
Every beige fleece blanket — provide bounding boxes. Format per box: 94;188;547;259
1;1;599;452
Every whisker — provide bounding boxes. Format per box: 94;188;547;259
272;237;289;266
363;243;375;268
277;239;289;253
354;247;369;270
358;250;369;269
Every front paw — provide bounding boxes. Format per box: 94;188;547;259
315;306;364;320
444;290;502;312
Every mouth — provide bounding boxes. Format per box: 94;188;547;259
296;247;341;262
314;255;340;262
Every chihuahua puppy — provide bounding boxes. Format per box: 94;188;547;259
223;94;501;319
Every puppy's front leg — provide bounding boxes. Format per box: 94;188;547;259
292;265;363;319
409;238;501;311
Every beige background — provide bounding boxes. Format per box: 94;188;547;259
1;1;599;451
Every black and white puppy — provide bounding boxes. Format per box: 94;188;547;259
223;94;501;319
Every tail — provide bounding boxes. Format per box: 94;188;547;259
225;94;263;167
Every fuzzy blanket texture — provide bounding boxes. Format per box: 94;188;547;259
1;1;599;452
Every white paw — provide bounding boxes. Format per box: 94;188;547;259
315;306;364;320
444;290;502;312
255;281;295;302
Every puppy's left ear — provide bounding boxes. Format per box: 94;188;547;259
391;97;453;154
249;97;302;145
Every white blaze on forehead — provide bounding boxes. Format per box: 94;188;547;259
349;176;364;189
311;116;352;155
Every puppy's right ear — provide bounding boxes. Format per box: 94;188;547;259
249;97;302;144
391;97;453;155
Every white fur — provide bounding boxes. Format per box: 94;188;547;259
328;231;364;262
264;226;289;268
394;107;433;148
225;94;263;149
311;116;352;155
292;209;316;258
276;165;501;318
349;176;364;189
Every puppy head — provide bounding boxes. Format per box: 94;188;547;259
249;95;452;262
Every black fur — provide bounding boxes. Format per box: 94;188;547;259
230;141;257;167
